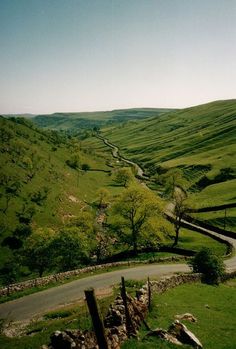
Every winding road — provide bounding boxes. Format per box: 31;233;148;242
0;135;235;323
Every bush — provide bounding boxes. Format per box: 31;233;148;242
188;248;225;285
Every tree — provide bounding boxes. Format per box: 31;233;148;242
81;163;90;172
30;187;49;206
23;228;57;277
188;248;225;284
54;227;91;271
172;188;188;247
68;211;95;233
96;188;110;208
111;186;163;254
113;168;134;187
66;153;81;169
0;260;20;295
0;174;21;214
159;168;187;198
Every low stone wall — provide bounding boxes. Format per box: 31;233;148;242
0;256;189;297
150;273;201;293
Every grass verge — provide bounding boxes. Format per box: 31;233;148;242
122;280;236;349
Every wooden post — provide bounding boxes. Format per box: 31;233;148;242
148;276;151;311
84;288;109;349
121;276;135;337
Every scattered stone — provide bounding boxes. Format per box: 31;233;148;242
146;328;183;345
175;313;197;322
169;320;203;348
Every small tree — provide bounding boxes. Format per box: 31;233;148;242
111;186;163;254
23;228;57;277
188;248;225;285
81;163;90;172
172;189;188;247
66;154;81;169
96;188;110;208
54;227;91;271
159;168;187;198
0;260;20;295
113;168;134;187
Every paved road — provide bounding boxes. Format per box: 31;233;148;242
0;263;188;322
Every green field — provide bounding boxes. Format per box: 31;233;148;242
102;100;236;208
122;280;236;349
191;208;236;232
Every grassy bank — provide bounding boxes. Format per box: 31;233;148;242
122;280;236;349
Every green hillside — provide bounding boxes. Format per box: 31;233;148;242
33;108;176;131
102;100;236;209
0;116;121;268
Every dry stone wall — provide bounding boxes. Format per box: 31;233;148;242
0;256;188;297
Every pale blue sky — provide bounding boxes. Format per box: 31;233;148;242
0;0;236;114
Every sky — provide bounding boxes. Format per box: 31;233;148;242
0;0;236;114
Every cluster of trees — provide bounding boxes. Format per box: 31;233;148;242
0;183;174;286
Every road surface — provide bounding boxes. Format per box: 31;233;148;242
0;263;189;322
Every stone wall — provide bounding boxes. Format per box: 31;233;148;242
0;256;189;297
42;273;201;349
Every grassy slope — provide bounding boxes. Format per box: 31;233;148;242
33;108;176;130
102;100;236;208
122;281;236;349
0;118;121;267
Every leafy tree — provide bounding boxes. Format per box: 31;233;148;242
68;211;94;233
30;187;49;206
0;260;20;294
96;188;110;208
66;154;81;169
23;228;57;277
16;202;36;224
0;174;21;214
81;163;90;172
2;224;32;250
22;150;42;180
111;186;163;254
113;167;134;187
54;227;91;271
172;189;188;247
159;168;187;198
188;248;225;284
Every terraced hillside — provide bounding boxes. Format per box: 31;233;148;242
102;100;236;209
33;108;176;131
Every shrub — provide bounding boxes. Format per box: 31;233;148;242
188;248;225;285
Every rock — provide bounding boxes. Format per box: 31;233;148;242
169;320;203;348
50;331;76;349
146;328;183;346
175;313;197;322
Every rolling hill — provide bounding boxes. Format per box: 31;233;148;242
101;100;236;208
33;108;176;131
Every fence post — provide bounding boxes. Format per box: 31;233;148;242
84;287;109;349
121;276;135;337
148;276;151;311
